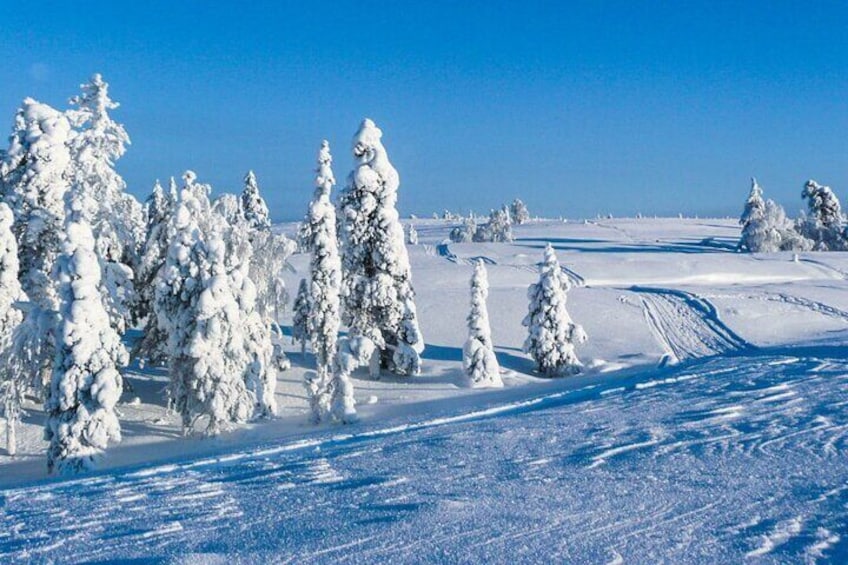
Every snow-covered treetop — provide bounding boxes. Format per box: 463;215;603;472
67;74;129;163
351;118;400;201
740;177;765;226
241;170;271;230
2;98;72;192
803;179;843;227
316;140;335;198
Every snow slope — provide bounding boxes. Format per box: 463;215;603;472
3;217;848;562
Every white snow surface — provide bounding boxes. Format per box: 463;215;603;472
2;217;848;562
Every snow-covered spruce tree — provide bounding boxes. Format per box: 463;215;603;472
66;74;144;334
450;215;477;243
406;223;419;245
0;203;24;455
0;99;73;393
132;180;176;366
511;199;530;225
154;172;253;435
241;170;271;231
738;178;768;252
799;179;846;250
292;278;311;357
45;190;128;474
301;141;344;423
523;244;587;377
463;260;503;388
338;119;425;376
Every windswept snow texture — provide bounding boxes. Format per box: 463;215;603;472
3;349;848;562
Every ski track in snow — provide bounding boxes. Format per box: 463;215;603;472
631;286;751;364
2;352;848;563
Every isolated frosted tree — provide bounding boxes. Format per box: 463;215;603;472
155;172;252;435
739;178;767;252
241;170;271;231
301;141;344;423
45;192;128;474
0;99;72;393
799;179;845;250
463;260;503;388
407;224;419;245
292;278;311;357
0;204;24;455
475;207;514;242
66;74;144;334
523;244;587;377
338;119;424;376
450;216;477;243
511;199;530;225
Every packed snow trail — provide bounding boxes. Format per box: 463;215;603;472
631;286;751;363
3;349;848;562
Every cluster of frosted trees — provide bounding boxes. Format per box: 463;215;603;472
739;178;848;252
448;199;530;243
0;75;295;472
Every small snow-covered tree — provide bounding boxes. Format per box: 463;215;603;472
799;179;846;250
0;203;24;455
301;141;344;424
450;216;477;243
45;190;128;474
66;74;144;334
739;178;768;252
474;206;514;242
241;170;271;231
406;223;419;245
154;172;253;435
338;119;424;376
463;260;503;388
292;278;311;357
523;244;587;377
511;199;530;225
250;229;295;371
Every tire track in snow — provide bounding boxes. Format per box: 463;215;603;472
631;286;751;364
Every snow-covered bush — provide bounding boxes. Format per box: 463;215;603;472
45;192;128;474
450;216;477;243
301;141;345;424
739;179;812;253
510;199;530;225
463;260;502;388
292;278;311;357
407;224;419;245
338;119;424;376
0;203;24;455
474;206;514;243
798;179;846;250
523;244;586;377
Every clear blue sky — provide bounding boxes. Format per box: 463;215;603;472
1;1;847;221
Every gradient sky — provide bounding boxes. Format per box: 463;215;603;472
1;1;847;221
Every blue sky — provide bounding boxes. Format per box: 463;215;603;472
1;1;847;221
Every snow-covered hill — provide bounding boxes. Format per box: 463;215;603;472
3;218;848;562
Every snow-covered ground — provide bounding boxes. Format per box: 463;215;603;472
3;218;848;562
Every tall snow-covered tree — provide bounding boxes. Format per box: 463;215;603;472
511;199;530;225
0;203;24;455
133;180;176;366
463;260;503;388
292;278;311;357
739;178;767;252
338;119;424;376
45;191;128;474
0;99;72;393
523;244;587;377
154;172;253;435
799;179;845;250
301;141;345;423
66;74;144;334
241;170;271;231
